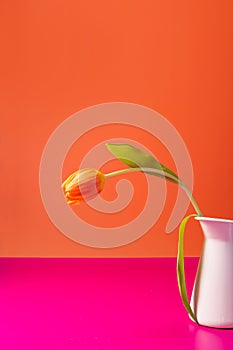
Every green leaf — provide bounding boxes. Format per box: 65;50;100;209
177;214;199;323
106;143;179;183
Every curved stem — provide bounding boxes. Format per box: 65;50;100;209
177;214;199;323
178;180;202;217
105;167;202;216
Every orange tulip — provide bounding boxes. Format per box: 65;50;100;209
62;168;105;205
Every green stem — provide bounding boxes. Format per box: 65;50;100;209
105;167;202;216
177;214;199;324
178;180;202;217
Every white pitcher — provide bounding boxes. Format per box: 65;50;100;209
190;217;233;328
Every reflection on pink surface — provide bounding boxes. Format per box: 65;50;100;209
0;258;232;349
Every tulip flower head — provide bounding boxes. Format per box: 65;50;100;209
62;168;105;205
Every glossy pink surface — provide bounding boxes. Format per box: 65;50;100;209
0;258;232;349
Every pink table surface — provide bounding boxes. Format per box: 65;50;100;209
0;258;232;350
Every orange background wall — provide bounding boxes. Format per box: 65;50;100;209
1;0;233;257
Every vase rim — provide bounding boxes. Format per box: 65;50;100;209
195;216;233;224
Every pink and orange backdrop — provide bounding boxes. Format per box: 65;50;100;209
1;0;233;257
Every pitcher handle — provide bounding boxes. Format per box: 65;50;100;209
176;214;199;324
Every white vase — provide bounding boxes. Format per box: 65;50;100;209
190;217;233;328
